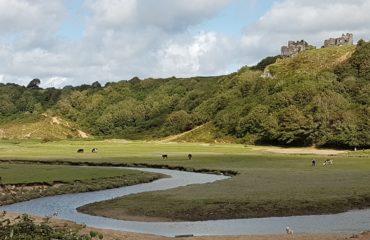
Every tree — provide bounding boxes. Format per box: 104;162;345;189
165;110;193;133
27;78;41;89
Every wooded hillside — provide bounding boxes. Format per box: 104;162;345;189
1;40;370;148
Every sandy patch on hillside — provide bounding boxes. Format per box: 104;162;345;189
3;212;369;240
250;147;347;155
335;51;354;64
77;129;89;138
103;139;132;143
51;116;61;125
160;125;205;143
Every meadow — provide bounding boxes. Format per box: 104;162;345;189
0;163;155;185
1;139;370;221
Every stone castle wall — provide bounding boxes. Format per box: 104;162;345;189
281;33;354;57
281;40;308;57
323;33;353;48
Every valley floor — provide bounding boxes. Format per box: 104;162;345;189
1;139;370;222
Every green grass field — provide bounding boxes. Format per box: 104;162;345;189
1;139;370;221
0;163;152;185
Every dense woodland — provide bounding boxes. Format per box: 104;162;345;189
1;40;370;148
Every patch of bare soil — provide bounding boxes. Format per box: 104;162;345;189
51;116;61;125
336;51;354;64
77;129;89;138
252;147;347;155
160;124;206;143
44;113;90;138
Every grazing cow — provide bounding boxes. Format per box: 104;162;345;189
323;159;333;166
77;148;84;153
162;154;168;159
92;148;98;153
311;159;316;166
286;226;293;235
188;154;192;160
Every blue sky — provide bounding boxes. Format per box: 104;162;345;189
57;0;85;40
58;1;275;39
0;0;369;87
191;1;274;35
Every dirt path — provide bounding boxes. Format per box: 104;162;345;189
160;124;205;143
4;212;369;240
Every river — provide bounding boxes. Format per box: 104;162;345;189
1;167;369;237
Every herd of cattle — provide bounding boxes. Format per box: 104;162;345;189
76;148;335;166
77;148;97;153
76;148;193;160
311;159;334;166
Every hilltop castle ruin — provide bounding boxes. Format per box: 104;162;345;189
323;33;353;48
281;40;315;57
281;33;354;57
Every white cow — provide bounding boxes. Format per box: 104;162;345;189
323;159;333;166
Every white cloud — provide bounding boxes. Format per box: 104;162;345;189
2;0;370;88
156;32;240;77
158;32;218;74
86;0;137;27
85;0;230;31
240;0;370;64
0;0;65;34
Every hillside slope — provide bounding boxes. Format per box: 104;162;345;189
0;114;89;140
1;41;370;147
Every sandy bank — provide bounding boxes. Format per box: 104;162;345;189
3;212;370;240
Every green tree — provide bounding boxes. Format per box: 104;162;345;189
165;110;193;133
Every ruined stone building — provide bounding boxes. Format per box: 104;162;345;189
281;40;310;57
323;33;353;48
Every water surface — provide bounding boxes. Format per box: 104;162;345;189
1;167;369;237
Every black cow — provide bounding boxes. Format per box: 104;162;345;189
77;148;84;153
311;159;316;166
92;148;98;153
188;154;192;160
162;154;168;159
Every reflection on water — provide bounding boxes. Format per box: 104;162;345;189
1;167;369;237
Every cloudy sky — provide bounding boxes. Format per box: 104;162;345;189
0;0;369;88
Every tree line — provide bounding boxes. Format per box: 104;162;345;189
1;40;370;148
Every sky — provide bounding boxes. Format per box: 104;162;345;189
0;0;370;88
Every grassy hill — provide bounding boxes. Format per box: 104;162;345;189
0;114;89;140
1;41;370;147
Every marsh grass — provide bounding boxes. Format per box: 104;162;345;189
1;139;370;221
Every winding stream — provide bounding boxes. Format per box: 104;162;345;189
1;167;370;237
